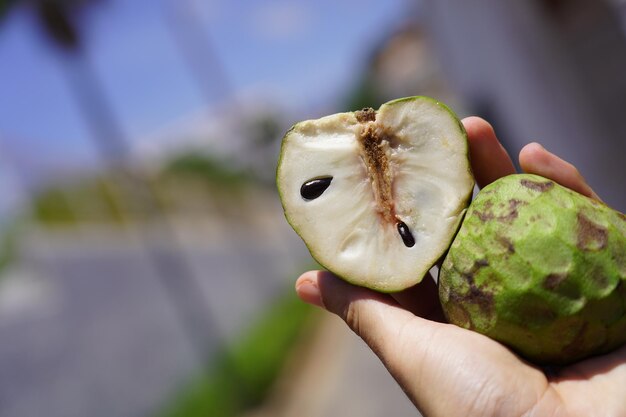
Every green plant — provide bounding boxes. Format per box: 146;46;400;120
161;152;252;189
157;291;316;417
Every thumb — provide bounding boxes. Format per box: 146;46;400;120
295;270;438;383
295;271;552;417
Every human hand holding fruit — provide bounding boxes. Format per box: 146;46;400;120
292;116;626;417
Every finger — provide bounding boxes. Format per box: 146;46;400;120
519;142;601;201
295;270;434;360
390;272;446;322
463;116;516;188
295;270;441;412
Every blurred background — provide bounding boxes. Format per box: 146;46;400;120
0;0;625;416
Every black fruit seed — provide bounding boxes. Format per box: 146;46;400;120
300;177;333;200
397;221;415;247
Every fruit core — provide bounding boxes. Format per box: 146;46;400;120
355;108;415;248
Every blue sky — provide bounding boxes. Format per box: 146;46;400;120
0;0;409;189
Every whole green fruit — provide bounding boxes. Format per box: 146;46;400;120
439;173;626;365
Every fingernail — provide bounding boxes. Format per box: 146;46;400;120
295;279;324;308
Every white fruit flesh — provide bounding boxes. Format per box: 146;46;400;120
277;97;474;292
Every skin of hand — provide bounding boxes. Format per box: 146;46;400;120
295;117;626;417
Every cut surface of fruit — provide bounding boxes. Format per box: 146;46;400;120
277;97;474;292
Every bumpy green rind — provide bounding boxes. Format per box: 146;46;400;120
439;173;626;365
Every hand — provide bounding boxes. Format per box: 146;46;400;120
295;117;626;417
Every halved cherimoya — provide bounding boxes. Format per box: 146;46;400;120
277;97;474;292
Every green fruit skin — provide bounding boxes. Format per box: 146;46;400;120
439;174;626;365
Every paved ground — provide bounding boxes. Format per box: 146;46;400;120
253;314;419;417
0;197;419;417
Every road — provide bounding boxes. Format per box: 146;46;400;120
0;205;417;417
0;204;311;417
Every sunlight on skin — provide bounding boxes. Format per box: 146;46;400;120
294;117;626;417
519;142;602;202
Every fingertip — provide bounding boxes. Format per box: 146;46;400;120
518;142;601;201
519;142;546;171
312;271;400;322
462;116;516;188
521;141;545;155
295;271;324;308
462;116;495;142
296;270;386;314
296;270;320;285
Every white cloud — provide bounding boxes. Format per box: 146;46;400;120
249;1;314;40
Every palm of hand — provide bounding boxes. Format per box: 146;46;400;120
385;282;626;417
295;117;626;417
